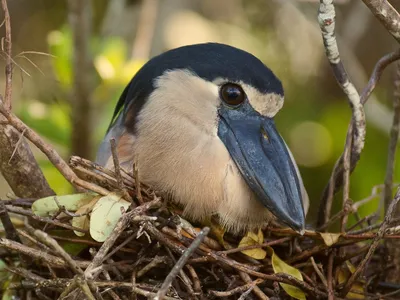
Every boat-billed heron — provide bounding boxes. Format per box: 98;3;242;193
97;43;309;234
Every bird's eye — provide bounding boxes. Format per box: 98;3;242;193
220;83;245;107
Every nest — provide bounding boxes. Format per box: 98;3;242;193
1;156;399;300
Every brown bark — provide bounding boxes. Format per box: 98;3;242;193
68;0;93;159
0;124;54;198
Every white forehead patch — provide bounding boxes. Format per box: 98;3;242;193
213;78;284;118
243;84;284;118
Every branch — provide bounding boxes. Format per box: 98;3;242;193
384;62;400;212
0;105;82;191
67;0;93;159
341;187;400;297
360;48;400;104
131;0;159;60
317;46;400;228
1;0;12;111
84;199;161;279
361;0;400;44
317;0;366;228
156;227;210;300
383;61;400;282
0;124;55;197
0;0;54;198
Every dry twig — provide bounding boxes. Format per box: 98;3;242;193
156;227;210;300
341;188;400;297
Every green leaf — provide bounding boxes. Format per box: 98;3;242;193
40;161;72;195
47;230;89;255
60;242;88;256
0;260;15;300
0;259;8;282
239;229;266;260
99;37;127;71
89;193;130;242
32;193;98;217
47;27;73;87
268;246;306;300
19;101;71;147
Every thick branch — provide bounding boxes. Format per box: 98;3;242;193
0;125;54;197
0;105;82;191
361;0;400;44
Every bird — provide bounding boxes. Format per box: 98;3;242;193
96;42;309;234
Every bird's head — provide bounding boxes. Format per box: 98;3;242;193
98;43;306;232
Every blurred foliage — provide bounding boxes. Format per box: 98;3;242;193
6;0;400;230
17;25;145;195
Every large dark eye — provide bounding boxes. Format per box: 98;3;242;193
220;83;245;107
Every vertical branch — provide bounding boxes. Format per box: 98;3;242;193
1;0;12;111
341;130;352;232
317;48;400;229
0;0;54;198
131;0;159;60
317;0;366;227
384;62;400;282
384;63;400;211
101;0;128;37
68;0;93;159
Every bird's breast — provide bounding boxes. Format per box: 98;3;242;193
133;113;273;233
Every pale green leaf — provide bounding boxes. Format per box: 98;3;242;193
32;193;98;217
90;193;130;242
268;246;306;300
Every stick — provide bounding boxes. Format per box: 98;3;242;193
155;227;210;300
1;0;12;111
84;199;161;279
316;0;366;228
383;62;400;212
341;187;400;297
0;237;90;268
210;279;264;298
361;0;400;44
